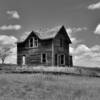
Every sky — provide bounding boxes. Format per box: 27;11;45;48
0;0;100;67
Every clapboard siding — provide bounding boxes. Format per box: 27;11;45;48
53;28;72;66
17;26;73;67
17;37;52;66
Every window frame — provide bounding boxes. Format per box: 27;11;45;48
29;37;33;48
41;53;47;63
34;37;38;47
59;54;65;65
29;37;38;48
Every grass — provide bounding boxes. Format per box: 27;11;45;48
0;74;100;100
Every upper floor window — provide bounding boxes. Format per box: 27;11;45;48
34;37;38;47
29;38;33;47
29;37;38;48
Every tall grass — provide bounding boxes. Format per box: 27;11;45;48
0;74;99;100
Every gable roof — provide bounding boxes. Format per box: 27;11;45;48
18;25;72;43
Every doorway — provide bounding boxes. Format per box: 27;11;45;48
22;55;26;65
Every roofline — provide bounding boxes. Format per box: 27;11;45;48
17;25;72;43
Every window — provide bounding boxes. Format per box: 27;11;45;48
59;54;65;65
29;38;33;47
29;37;38;48
55;54;58;65
60;38;63;47
34;37;38;47
41;53;47;63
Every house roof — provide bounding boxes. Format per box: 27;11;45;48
18;25;72;43
34;25;63;39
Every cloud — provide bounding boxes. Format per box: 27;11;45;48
66;27;87;34
0;35;17;64
72;44;100;56
66;27;87;44
91;45;100;51
70;37;77;43
5;47;17;64
0;25;21;30
74;51;100;67
74;56;100;67
88;2;100;10
74;44;90;55
69;47;74;55
0;35;17;45
94;24;100;34
72;44;100;67
7;10;20;19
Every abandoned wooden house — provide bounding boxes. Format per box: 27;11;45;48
17;25;73;66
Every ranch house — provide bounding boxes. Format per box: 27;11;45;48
17;25;73;67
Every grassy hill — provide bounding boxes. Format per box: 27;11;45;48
0;73;100;100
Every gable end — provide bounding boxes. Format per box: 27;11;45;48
54;26;72;44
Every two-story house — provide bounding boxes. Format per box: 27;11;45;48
17;25;73;66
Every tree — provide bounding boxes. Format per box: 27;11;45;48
0;47;12;64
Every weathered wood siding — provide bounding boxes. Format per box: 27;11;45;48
17;32;53;66
53;28;72;66
17;28;73;67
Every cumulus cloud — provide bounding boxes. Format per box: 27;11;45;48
5;47;17;64
74;56;100;67
6;54;17;64
73;44;90;55
70;37;77;43
0;35;17;45
7;10;20;19
0;35;18;64
91;45;100;51
72;44;100;56
78;45;90;52
0;25;21;30
94;24;100;34
74;52;100;67
69;47;74;55
72;44;100;67
88;2;100;10
66;27;87;34
66;27;87;44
